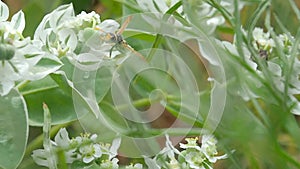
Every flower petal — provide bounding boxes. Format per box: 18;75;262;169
83;155;94;163
93;144;102;158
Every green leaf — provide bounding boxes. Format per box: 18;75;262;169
0;89;28;169
94;63;114;103
78;101;130;140
20;76;77;126
29;56;62;80
51;70;102;118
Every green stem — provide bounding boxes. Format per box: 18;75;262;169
138;127;204;136
207;0;234;27
147;1;182;62
16;80;30;91
113;93;181;112
114;98;151;112
20;85;58;96
275;141;300;168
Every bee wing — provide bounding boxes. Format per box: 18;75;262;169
95;26;114;41
95;26;108;36
117;16;132;35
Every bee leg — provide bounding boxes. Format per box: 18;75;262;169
109;44;117;58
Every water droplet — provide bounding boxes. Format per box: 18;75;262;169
83;71;90;79
11;97;21;108
4;96;9;101
0;133;12;145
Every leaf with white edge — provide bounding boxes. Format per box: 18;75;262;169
136;0;157;13
27;55;62;81
49;3;74;29
51;70;108;122
34;15;51;41
34;4;74;41
58;28;77;52
267;62;282;77
0;0;9;22
153;0;169;13
73;53;101;63
20;76;78;126
198;39;221;66
0;89;28;169
11;10;25;33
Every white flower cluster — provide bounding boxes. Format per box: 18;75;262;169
32;128;121;168
34;3;122;65
0;0;128;96
222;27;300;115
252;28;275;55
145;134;227;169
32;128;226;169
125;163;144;169
61;11;101;30
0;0;61;96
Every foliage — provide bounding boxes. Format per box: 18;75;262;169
0;0;300;168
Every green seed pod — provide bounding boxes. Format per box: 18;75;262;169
0;43;16;60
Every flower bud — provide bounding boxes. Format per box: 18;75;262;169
0;43;15;60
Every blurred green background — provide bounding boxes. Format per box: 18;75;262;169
3;0;300;168
4;0;300;39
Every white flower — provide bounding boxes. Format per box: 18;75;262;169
0;2;61;96
200;134;228;163
0;26;61;96
76;11;100;24
125;163;143;169
100;158;119;169
62;11;101;30
179;137;201;151
32;149;58;168
90;134;98;141
99;137;121;160
206;16;225;26
184;151;207;169
166;157;181;169
32;128;75;167
252;27;275;50
80;143;102;163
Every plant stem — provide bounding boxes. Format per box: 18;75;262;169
16;80;30;90
147;1;182;62
143;128;204;136
113;93;183;113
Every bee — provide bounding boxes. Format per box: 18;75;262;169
258;49;268;60
95;16;145;60
255;41;269;60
